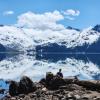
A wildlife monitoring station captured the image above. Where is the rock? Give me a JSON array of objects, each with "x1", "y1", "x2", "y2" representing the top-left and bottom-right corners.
[
  {"x1": 49, "y1": 76, "x2": 66, "y2": 90},
  {"x1": 45, "y1": 91, "x2": 54, "y2": 95},
  {"x1": 60, "y1": 84, "x2": 81, "y2": 91},
  {"x1": 61, "y1": 96, "x2": 67, "y2": 100},
  {"x1": 24, "y1": 96, "x2": 31, "y2": 100},
  {"x1": 18, "y1": 94, "x2": 25, "y2": 98},
  {"x1": 10, "y1": 97, "x2": 16, "y2": 100},
  {"x1": 9, "y1": 81, "x2": 19, "y2": 96},
  {"x1": 41, "y1": 72, "x2": 66, "y2": 90},
  {"x1": 94, "y1": 97, "x2": 100, "y2": 100},
  {"x1": 74, "y1": 95, "x2": 81, "y2": 100},
  {"x1": 46, "y1": 72, "x2": 54, "y2": 86},
  {"x1": 64, "y1": 76, "x2": 78, "y2": 84},
  {"x1": 66, "y1": 93, "x2": 72, "y2": 99},
  {"x1": 18, "y1": 76, "x2": 36, "y2": 94},
  {"x1": 29, "y1": 93, "x2": 37, "y2": 98},
  {"x1": 56, "y1": 94, "x2": 63, "y2": 99},
  {"x1": 35, "y1": 82, "x2": 44, "y2": 89},
  {"x1": 54, "y1": 90, "x2": 62, "y2": 94},
  {"x1": 19, "y1": 98, "x2": 23, "y2": 100},
  {"x1": 76, "y1": 80, "x2": 100, "y2": 91},
  {"x1": 41, "y1": 73, "x2": 81, "y2": 90},
  {"x1": 65, "y1": 92, "x2": 77, "y2": 100},
  {"x1": 5, "y1": 93, "x2": 11, "y2": 98},
  {"x1": 9, "y1": 76, "x2": 37, "y2": 96},
  {"x1": 42, "y1": 87, "x2": 47, "y2": 92},
  {"x1": 81, "y1": 94, "x2": 90, "y2": 100},
  {"x1": 3, "y1": 75, "x2": 100, "y2": 100},
  {"x1": 39, "y1": 78, "x2": 46, "y2": 86}
]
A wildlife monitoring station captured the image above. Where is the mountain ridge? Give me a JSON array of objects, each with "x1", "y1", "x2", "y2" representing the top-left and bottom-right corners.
[{"x1": 0, "y1": 25, "x2": 100, "y2": 52}]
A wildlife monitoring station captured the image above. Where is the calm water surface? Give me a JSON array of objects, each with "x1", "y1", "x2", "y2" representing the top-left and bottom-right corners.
[{"x1": 0, "y1": 52, "x2": 100, "y2": 81}]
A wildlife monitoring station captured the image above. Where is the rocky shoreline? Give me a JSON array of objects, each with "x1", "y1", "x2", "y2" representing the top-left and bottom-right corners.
[{"x1": 1, "y1": 72, "x2": 100, "y2": 100}]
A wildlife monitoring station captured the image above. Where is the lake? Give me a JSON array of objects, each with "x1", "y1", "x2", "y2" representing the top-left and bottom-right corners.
[{"x1": 0, "y1": 52, "x2": 100, "y2": 82}]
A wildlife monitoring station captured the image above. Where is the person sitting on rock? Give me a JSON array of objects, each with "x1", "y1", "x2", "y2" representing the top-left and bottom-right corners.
[{"x1": 56, "y1": 69, "x2": 63, "y2": 78}]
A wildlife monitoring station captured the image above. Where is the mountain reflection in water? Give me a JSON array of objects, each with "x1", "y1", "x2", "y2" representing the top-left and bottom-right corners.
[{"x1": 0, "y1": 52, "x2": 100, "y2": 81}]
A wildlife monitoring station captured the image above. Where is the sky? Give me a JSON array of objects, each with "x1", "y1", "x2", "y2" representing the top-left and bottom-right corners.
[{"x1": 0, "y1": 0, "x2": 100, "y2": 29}]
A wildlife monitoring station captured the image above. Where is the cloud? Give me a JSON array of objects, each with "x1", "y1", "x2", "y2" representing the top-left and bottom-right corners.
[
  {"x1": 3, "y1": 11, "x2": 14, "y2": 16},
  {"x1": 16, "y1": 10, "x2": 65, "y2": 30},
  {"x1": 63, "y1": 9, "x2": 80, "y2": 16}
]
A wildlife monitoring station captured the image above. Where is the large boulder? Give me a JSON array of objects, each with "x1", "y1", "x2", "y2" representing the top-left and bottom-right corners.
[
  {"x1": 49, "y1": 76, "x2": 66, "y2": 90},
  {"x1": 18, "y1": 76, "x2": 36, "y2": 94},
  {"x1": 9, "y1": 81, "x2": 19, "y2": 96},
  {"x1": 75, "y1": 80, "x2": 100, "y2": 91},
  {"x1": 41, "y1": 72, "x2": 66, "y2": 90},
  {"x1": 9, "y1": 76, "x2": 37, "y2": 96},
  {"x1": 45, "y1": 72, "x2": 54, "y2": 87}
]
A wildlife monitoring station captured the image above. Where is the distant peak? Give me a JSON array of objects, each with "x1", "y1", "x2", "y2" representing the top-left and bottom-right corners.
[
  {"x1": 66, "y1": 26, "x2": 80, "y2": 31},
  {"x1": 92, "y1": 24, "x2": 100, "y2": 32}
]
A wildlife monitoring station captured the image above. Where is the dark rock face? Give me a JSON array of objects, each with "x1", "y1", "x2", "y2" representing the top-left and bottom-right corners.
[
  {"x1": 92, "y1": 24, "x2": 100, "y2": 32},
  {"x1": 67, "y1": 26, "x2": 80, "y2": 31},
  {"x1": 39, "y1": 78, "x2": 46, "y2": 86},
  {"x1": 75, "y1": 80, "x2": 100, "y2": 92},
  {"x1": 45, "y1": 72, "x2": 54, "y2": 87},
  {"x1": 9, "y1": 76, "x2": 36, "y2": 96},
  {"x1": 41, "y1": 72, "x2": 66, "y2": 90},
  {"x1": 18, "y1": 76, "x2": 36, "y2": 94},
  {"x1": 9, "y1": 81, "x2": 19, "y2": 96},
  {"x1": 49, "y1": 76, "x2": 66, "y2": 90}
]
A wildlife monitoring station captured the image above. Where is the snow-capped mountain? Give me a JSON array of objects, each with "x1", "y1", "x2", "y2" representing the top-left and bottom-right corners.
[
  {"x1": 0, "y1": 25, "x2": 100, "y2": 52},
  {"x1": 92, "y1": 24, "x2": 100, "y2": 32},
  {"x1": 36, "y1": 25, "x2": 100, "y2": 53},
  {"x1": 0, "y1": 26, "x2": 34, "y2": 51}
]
